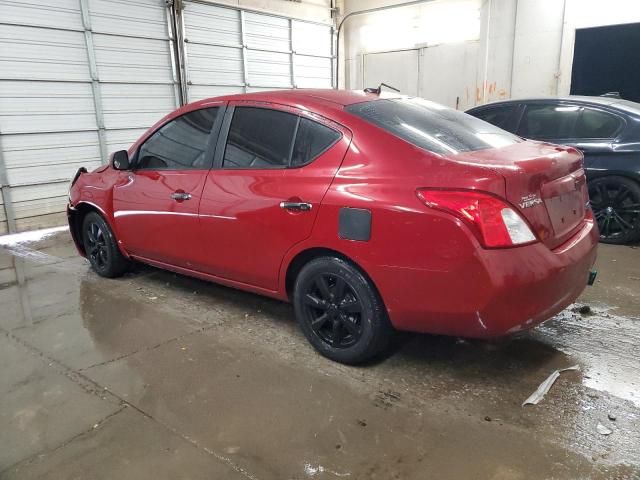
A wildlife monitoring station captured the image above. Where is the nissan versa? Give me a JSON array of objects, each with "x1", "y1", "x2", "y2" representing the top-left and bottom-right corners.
[{"x1": 67, "y1": 89, "x2": 598, "y2": 364}]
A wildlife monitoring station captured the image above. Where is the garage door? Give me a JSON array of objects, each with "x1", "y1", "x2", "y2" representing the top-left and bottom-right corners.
[
  {"x1": 89, "y1": 0, "x2": 180, "y2": 156},
  {"x1": 0, "y1": 0, "x2": 332, "y2": 234},
  {"x1": 180, "y1": 0, "x2": 334, "y2": 102},
  {"x1": 0, "y1": 0, "x2": 179, "y2": 233}
]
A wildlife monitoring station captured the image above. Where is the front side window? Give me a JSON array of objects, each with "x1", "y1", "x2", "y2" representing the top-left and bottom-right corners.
[
  {"x1": 472, "y1": 105, "x2": 520, "y2": 133},
  {"x1": 346, "y1": 98, "x2": 521, "y2": 156},
  {"x1": 223, "y1": 107, "x2": 298, "y2": 169},
  {"x1": 137, "y1": 108, "x2": 219, "y2": 170},
  {"x1": 574, "y1": 108, "x2": 623, "y2": 139},
  {"x1": 518, "y1": 104, "x2": 580, "y2": 139}
]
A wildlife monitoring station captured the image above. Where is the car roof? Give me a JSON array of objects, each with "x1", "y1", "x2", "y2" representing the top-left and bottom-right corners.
[
  {"x1": 469, "y1": 95, "x2": 640, "y2": 114},
  {"x1": 188, "y1": 89, "x2": 396, "y2": 111}
]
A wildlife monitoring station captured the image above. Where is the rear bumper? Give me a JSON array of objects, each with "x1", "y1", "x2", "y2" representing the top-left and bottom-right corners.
[{"x1": 376, "y1": 219, "x2": 598, "y2": 338}]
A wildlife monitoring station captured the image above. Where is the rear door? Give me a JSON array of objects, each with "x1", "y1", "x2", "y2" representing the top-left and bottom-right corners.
[
  {"x1": 517, "y1": 103, "x2": 582, "y2": 143},
  {"x1": 566, "y1": 106, "x2": 625, "y2": 176},
  {"x1": 518, "y1": 102, "x2": 624, "y2": 175},
  {"x1": 197, "y1": 102, "x2": 351, "y2": 291},
  {"x1": 113, "y1": 106, "x2": 224, "y2": 266}
]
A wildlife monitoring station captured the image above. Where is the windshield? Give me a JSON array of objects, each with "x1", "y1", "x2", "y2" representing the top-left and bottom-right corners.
[{"x1": 346, "y1": 98, "x2": 522, "y2": 156}]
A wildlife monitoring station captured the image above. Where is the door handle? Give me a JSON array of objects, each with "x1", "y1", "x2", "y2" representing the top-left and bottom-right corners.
[
  {"x1": 171, "y1": 192, "x2": 192, "y2": 201},
  {"x1": 280, "y1": 201, "x2": 312, "y2": 211}
]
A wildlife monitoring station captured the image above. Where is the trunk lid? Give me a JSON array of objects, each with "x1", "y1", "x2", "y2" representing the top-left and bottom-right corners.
[{"x1": 453, "y1": 141, "x2": 588, "y2": 249}]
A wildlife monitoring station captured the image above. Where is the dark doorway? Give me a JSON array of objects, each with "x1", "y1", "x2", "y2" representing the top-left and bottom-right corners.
[{"x1": 571, "y1": 22, "x2": 640, "y2": 102}]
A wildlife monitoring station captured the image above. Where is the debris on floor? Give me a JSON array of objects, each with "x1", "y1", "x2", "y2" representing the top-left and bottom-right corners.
[
  {"x1": 572, "y1": 304, "x2": 593, "y2": 316},
  {"x1": 597, "y1": 423, "x2": 613, "y2": 436},
  {"x1": 522, "y1": 365, "x2": 580, "y2": 406}
]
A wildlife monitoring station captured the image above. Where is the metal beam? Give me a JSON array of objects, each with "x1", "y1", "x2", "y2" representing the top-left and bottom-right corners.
[
  {"x1": 330, "y1": 26, "x2": 336, "y2": 89},
  {"x1": 174, "y1": 0, "x2": 191, "y2": 103},
  {"x1": 289, "y1": 18, "x2": 296, "y2": 88},
  {"x1": 240, "y1": 10, "x2": 250, "y2": 91},
  {"x1": 166, "y1": 0, "x2": 185, "y2": 107},
  {"x1": 79, "y1": 0, "x2": 109, "y2": 164},
  {"x1": 0, "y1": 133, "x2": 17, "y2": 233}
]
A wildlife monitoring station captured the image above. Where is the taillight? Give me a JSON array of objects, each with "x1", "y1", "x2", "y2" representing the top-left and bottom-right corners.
[{"x1": 416, "y1": 189, "x2": 537, "y2": 248}]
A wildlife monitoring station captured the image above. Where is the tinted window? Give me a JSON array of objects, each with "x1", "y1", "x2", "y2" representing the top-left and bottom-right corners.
[
  {"x1": 137, "y1": 108, "x2": 219, "y2": 170},
  {"x1": 291, "y1": 118, "x2": 341, "y2": 167},
  {"x1": 472, "y1": 105, "x2": 519, "y2": 132},
  {"x1": 574, "y1": 108, "x2": 623, "y2": 138},
  {"x1": 346, "y1": 98, "x2": 521, "y2": 156},
  {"x1": 223, "y1": 107, "x2": 298, "y2": 169},
  {"x1": 518, "y1": 104, "x2": 580, "y2": 139}
]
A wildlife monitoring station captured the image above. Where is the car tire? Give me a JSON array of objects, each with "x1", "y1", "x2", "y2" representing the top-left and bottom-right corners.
[
  {"x1": 293, "y1": 256, "x2": 394, "y2": 364},
  {"x1": 588, "y1": 176, "x2": 640, "y2": 244},
  {"x1": 81, "y1": 211, "x2": 129, "y2": 278}
]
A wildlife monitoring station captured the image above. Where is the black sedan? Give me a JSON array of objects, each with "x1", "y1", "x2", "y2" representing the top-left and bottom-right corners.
[{"x1": 467, "y1": 96, "x2": 640, "y2": 244}]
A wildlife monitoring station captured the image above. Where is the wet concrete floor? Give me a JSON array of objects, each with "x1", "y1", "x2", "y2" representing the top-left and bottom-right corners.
[{"x1": 0, "y1": 231, "x2": 639, "y2": 479}]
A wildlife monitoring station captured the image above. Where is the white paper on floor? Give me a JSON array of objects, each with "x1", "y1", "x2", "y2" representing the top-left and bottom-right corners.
[{"x1": 522, "y1": 365, "x2": 580, "y2": 406}]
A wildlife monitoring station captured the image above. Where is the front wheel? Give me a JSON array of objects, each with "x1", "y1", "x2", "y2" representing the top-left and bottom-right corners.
[
  {"x1": 293, "y1": 257, "x2": 393, "y2": 364},
  {"x1": 81, "y1": 211, "x2": 129, "y2": 278},
  {"x1": 588, "y1": 176, "x2": 640, "y2": 244}
]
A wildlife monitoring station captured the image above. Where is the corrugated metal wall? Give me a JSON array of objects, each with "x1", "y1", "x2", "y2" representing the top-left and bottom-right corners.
[
  {"x1": 0, "y1": 0, "x2": 95, "y2": 233},
  {"x1": 181, "y1": 0, "x2": 334, "y2": 101},
  {"x1": 0, "y1": 0, "x2": 334, "y2": 234}
]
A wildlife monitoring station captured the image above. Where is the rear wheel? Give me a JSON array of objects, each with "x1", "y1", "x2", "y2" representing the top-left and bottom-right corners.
[
  {"x1": 81, "y1": 211, "x2": 129, "y2": 277},
  {"x1": 588, "y1": 176, "x2": 640, "y2": 244},
  {"x1": 293, "y1": 257, "x2": 393, "y2": 364}
]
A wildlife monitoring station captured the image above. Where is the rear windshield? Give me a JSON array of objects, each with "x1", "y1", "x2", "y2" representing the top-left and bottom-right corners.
[{"x1": 346, "y1": 98, "x2": 522, "y2": 156}]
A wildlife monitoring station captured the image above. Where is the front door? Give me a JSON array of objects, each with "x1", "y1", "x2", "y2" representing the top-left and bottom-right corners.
[
  {"x1": 197, "y1": 102, "x2": 351, "y2": 291},
  {"x1": 113, "y1": 106, "x2": 224, "y2": 267}
]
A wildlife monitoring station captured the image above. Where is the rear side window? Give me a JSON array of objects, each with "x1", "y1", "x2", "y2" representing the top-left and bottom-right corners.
[
  {"x1": 346, "y1": 98, "x2": 521, "y2": 156},
  {"x1": 518, "y1": 104, "x2": 580, "y2": 139},
  {"x1": 291, "y1": 117, "x2": 341, "y2": 167},
  {"x1": 223, "y1": 107, "x2": 341, "y2": 169},
  {"x1": 574, "y1": 108, "x2": 623, "y2": 138},
  {"x1": 137, "y1": 108, "x2": 219, "y2": 170},
  {"x1": 471, "y1": 105, "x2": 519, "y2": 133},
  {"x1": 223, "y1": 107, "x2": 298, "y2": 169}
]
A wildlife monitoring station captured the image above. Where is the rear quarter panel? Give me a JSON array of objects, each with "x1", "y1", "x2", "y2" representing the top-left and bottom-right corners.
[{"x1": 278, "y1": 116, "x2": 506, "y2": 316}]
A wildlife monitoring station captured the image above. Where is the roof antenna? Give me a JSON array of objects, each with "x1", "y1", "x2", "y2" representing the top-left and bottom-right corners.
[{"x1": 364, "y1": 83, "x2": 400, "y2": 95}]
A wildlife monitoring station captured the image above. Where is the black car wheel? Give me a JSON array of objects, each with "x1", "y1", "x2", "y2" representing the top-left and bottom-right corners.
[
  {"x1": 293, "y1": 257, "x2": 393, "y2": 364},
  {"x1": 81, "y1": 212, "x2": 129, "y2": 277},
  {"x1": 589, "y1": 176, "x2": 640, "y2": 244}
]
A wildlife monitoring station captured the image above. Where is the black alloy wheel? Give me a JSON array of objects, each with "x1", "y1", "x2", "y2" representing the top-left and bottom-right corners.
[
  {"x1": 589, "y1": 176, "x2": 640, "y2": 244},
  {"x1": 81, "y1": 211, "x2": 129, "y2": 277},
  {"x1": 86, "y1": 221, "x2": 109, "y2": 270},
  {"x1": 302, "y1": 273, "x2": 363, "y2": 349},
  {"x1": 293, "y1": 257, "x2": 393, "y2": 364}
]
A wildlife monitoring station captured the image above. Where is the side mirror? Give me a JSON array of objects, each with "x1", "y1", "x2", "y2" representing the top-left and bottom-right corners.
[{"x1": 111, "y1": 150, "x2": 131, "y2": 170}]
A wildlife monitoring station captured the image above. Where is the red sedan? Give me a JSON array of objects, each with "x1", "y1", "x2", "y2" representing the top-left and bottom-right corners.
[{"x1": 68, "y1": 89, "x2": 598, "y2": 364}]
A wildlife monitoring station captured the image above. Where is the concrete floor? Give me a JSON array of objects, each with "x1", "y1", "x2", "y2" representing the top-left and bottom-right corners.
[{"x1": 0, "y1": 231, "x2": 639, "y2": 480}]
